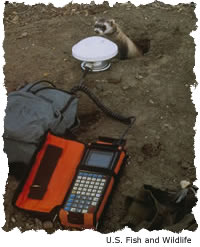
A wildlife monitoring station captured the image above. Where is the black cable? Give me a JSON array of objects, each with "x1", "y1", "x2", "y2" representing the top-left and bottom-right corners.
[
  {"x1": 70, "y1": 84, "x2": 135, "y2": 125},
  {"x1": 79, "y1": 66, "x2": 91, "y2": 86},
  {"x1": 116, "y1": 117, "x2": 136, "y2": 145}
]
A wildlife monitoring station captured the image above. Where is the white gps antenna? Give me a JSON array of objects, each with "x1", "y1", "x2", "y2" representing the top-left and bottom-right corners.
[{"x1": 72, "y1": 36, "x2": 118, "y2": 72}]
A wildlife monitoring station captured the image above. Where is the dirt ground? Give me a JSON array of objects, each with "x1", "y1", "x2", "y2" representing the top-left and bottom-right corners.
[{"x1": 2, "y1": 2, "x2": 197, "y2": 233}]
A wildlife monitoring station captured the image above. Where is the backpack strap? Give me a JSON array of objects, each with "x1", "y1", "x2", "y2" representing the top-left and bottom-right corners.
[{"x1": 27, "y1": 80, "x2": 56, "y2": 93}]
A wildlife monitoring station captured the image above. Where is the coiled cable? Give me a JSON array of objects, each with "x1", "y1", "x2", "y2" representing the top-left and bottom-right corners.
[{"x1": 70, "y1": 68, "x2": 136, "y2": 125}]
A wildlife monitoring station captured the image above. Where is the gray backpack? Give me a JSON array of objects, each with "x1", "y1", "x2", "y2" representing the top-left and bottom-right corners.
[{"x1": 4, "y1": 80, "x2": 79, "y2": 166}]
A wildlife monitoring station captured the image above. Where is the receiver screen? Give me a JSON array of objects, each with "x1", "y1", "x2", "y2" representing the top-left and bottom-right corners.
[{"x1": 86, "y1": 150, "x2": 114, "y2": 169}]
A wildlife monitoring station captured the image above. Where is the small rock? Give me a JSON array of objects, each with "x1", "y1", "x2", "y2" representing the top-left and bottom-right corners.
[
  {"x1": 177, "y1": 8, "x2": 183, "y2": 12},
  {"x1": 43, "y1": 221, "x2": 53, "y2": 229},
  {"x1": 180, "y1": 180, "x2": 190, "y2": 189},
  {"x1": 11, "y1": 15, "x2": 19, "y2": 24},
  {"x1": 102, "y1": 90, "x2": 113, "y2": 96},
  {"x1": 163, "y1": 123, "x2": 173, "y2": 130},
  {"x1": 35, "y1": 218, "x2": 42, "y2": 228},
  {"x1": 84, "y1": 10, "x2": 88, "y2": 16},
  {"x1": 25, "y1": 222, "x2": 34, "y2": 230},
  {"x1": 135, "y1": 73, "x2": 143, "y2": 80},
  {"x1": 11, "y1": 216, "x2": 16, "y2": 223},
  {"x1": 18, "y1": 32, "x2": 28, "y2": 39},
  {"x1": 21, "y1": 32, "x2": 28, "y2": 37},
  {"x1": 43, "y1": 72, "x2": 49, "y2": 77},
  {"x1": 122, "y1": 85, "x2": 129, "y2": 90},
  {"x1": 149, "y1": 99, "x2": 154, "y2": 104}
]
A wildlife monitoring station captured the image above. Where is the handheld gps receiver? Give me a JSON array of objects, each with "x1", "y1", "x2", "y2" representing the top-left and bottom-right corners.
[{"x1": 59, "y1": 136, "x2": 127, "y2": 229}]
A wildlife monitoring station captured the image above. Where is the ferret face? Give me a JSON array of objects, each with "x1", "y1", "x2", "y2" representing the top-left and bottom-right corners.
[{"x1": 94, "y1": 18, "x2": 116, "y2": 36}]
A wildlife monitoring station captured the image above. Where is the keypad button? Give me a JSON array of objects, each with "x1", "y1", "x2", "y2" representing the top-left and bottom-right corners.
[
  {"x1": 91, "y1": 202, "x2": 97, "y2": 206},
  {"x1": 66, "y1": 201, "x2": 72, "y2": 205},
  {"x1": 82, "y1": 209, "x2": 88, "y2": 213},
  {"x1": 67, "y1": 199, "x2": 73, "y2": 203}
]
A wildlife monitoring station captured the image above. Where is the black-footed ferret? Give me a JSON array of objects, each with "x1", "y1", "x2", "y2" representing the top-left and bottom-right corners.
[{"x1": 94, "y1": 18, "x2": 142, "y2": 60}]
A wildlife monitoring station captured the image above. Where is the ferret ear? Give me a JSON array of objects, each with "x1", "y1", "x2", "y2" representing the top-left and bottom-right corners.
[{"x1": 109, "y1": 19, "x2": 115, "y2": 26}]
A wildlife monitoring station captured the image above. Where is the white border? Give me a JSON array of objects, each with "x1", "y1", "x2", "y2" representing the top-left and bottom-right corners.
[{"x1": 0, "y1": 1, "x2": 199, "y2": 246}]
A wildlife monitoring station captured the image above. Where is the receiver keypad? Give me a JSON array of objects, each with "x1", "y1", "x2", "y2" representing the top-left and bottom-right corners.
[{"x1": 64, "y1": 171, "x2": 107, "y2": 213}]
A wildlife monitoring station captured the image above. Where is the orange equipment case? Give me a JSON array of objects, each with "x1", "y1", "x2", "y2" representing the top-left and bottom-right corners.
[{"x1": 14, "y1": 132, "x2": 127, "y2": 229}]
